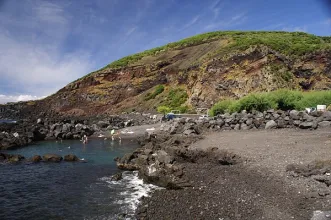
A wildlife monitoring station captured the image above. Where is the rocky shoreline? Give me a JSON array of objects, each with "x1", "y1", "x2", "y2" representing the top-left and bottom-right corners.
[
  {"x1": 114, "y1": 110, "x2": 331, "y2": 219},
  {"x1": 0, "y1": 113, "x2": 159, "y2": 150}
]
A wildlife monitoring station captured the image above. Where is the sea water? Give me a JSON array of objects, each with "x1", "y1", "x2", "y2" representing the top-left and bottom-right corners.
[{"x1": 0, "y1": 139, "x2": 158, "y2": 220}]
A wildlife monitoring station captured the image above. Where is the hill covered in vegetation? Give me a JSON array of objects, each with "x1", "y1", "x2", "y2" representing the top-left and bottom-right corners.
[{"x1": 1, "y1": 31, "x2": 331, "y2": 119}]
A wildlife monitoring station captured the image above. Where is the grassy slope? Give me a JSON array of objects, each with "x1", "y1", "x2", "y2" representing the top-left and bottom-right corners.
[
  {"x1": 72, "y1": 31, "x2": 331, "y2": 83},
  {"x1": 102, "y1": 31, "x2": 331, "y2": 68}
]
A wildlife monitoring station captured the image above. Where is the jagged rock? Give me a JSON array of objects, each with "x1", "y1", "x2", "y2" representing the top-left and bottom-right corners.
[
  {"x1": 7, "y1": 154, "x2": 25, "y2": 162},
  {"x1": 111, "y1": 172, "x2": 123, "y2": 181},
  {"x1": 290, "y1": 110, "x2": 300, "y2": 120},
  {"x1": 43, "y1": 154, "x2": 63, "y2": 162},
  {"x1": 97, "y1": 121, "x2": 109, "y2": 128},
  {"x1": 64, "y1": 154, "x2": 79, "y2": 162},
  {"x1": 318, "y1": 121, "x2": 331, "y2": 128},
  {"x1": 241, "y1": 123, "x2": 249, "y2": 130},
  {"x1": 62, "y1": 123, "x2": 72, "y2": 133},
  {"x1": 293, "y1": 120, "x2": 301, "y2": 126},
  {"x1": 265, "y1": 120, "x2": 277, "y2": 129},
  {"x1": 156, "y1": 150, "x2": 174, "y2": 164},
  {"x1": 322, "y1": 111, "x2": 331, "y2": 121},
  {"x1": 277, "y1": 119, "x2": 286, "y2": 128},
  {"x1": 75, "y1": 123, "x2": 84, "y2": 132},
  {"x1": 299, "y1": 122, "x2": 313, "y2": 129},
  {"x1": 246, "y1": 118, "x2": 253, "y2": 126},
  {"x1": 183, "y1": 129, "x2": 195, "y2": 135},
  {"x1": 234, "y1": 124, "x2": 240, "y2": 130}
]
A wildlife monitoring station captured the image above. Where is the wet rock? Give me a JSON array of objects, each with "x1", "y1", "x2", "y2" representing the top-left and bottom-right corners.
[
  {"x1": 30, "y1": 155, "x2": 42, "y2": 162},
  {"x1": 64, "y1": 154, "x2": 79, "y2": 162},
  {"x1": 110, "y1": 172, "x2": 123, "y2": 181},
  {"x1": 43, "y1": 154, "x2": 63, "y2": 162},
  {"x1": 265, "y1": 120, "x2": 277, "y2": 129},
  {"x1": 7, "y1": 154, "x2": 25, "y2": 162}
]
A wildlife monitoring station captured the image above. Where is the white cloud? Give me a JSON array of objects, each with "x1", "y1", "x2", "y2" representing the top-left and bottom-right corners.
[
  {"x1": 0, "y1": 1, "x2": 94, "y2": 98},
  {"x1": 0, "y1": 94, "x2": 45, "y2": 104}
]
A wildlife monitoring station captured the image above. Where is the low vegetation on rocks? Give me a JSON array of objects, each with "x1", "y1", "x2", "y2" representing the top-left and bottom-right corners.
[{"x1": 102, "y1": 31, "x2": 331, "y2": 70}]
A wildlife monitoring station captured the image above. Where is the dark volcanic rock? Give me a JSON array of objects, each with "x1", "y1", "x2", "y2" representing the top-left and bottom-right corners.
[
  {"x1": 30, "y1": 155, "x2": 42, "y2": 162},
  {"x1": 110, "y1": 172, "x2": 123, "y2": 181},
  {"x1": 64, "y1": 154, "x2": 79, "y2": 162},
  {"x1": 43, "y1": 154, "x2": 63, "y2": 162}
]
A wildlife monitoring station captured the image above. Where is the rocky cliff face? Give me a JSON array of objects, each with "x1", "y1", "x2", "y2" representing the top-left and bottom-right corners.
[{"x1": 1, "y1": 31, "x2": 331, "y2": 119}]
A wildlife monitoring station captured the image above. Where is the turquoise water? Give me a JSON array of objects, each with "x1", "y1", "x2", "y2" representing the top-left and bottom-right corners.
[{"x1": 0, "y1": 138, "x2": 157, "y2": 220}]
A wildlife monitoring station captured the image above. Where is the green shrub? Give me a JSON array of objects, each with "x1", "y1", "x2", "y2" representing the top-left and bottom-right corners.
[
  {"x1": 294, "y1": 90, "x2": 331, "y2": 110},
  {"x1": 144, "y1": 85, "x2": 165, "y2": 101},
  {"x1": 209, "y1": 100, "x2": 234, "y2": 116},
  {"x1": 232, "y1": 93, "x2": 276, "y2": 112},
  {"x1": 210, "y1": 89, "x2": 331, "y2": 115},
  {"x1": 165, "y1": 88, "x2": 188, "y2": 109},
  {"x1": 157, "y1": 106, "x2": 171, "y2": 115},
  {"x1": 178, "y1": 105, "x2": 189, "y2": 113},
  {"x1": 270, "y1": 89, "x2": 303, "y2": 110}
]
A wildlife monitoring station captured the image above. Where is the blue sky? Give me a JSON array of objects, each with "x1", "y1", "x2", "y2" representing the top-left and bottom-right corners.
[{"x1": 0, "y1": 0, "x2": 330, "y2": 103}]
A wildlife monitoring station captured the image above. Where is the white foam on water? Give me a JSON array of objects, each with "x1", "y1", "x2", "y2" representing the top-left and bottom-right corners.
[{"x1": 100, "y1": 171, "x2": 162, "y2": 219}]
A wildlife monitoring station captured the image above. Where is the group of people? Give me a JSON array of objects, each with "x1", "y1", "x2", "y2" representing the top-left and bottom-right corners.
[
  {"x1": 111, "y1": 129, "x2": 121, "y2": 142},
  {"x1": 81, "y1": 129, "x2": 122, "y2": 145}
]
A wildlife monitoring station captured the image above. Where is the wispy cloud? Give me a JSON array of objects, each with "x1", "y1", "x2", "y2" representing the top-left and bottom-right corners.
[
  {"x1": 323, "y1": 18, "x2": 331, "y2": 25},
  {"x1": 204, "y1": 13, "x2": 246, "y2": 30},
  {"x1": 125, "y1": 27, "x2": 137, "y2": 37},
  {"x1": 0, "y1": 94, "x2": 45, "y2": 104},
  {"x1": 180, "y1": 15, "x2": 201, "y2": 31},
  {"x1": 282, "y1": 25, "x2": 308, "y2": 32}
]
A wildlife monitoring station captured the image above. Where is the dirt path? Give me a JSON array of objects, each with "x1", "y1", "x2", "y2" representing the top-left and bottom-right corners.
[{"x1": 138, "y1": 129, "x2": 331, "y2": 220}]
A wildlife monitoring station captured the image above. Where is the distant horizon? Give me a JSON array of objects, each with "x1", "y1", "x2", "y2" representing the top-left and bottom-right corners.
[{"x1": 0, "y1": 0, "x2": 330, "y2": 103}]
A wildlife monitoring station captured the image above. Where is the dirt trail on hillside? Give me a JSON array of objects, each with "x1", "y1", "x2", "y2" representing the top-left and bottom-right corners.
[{"x1": 137, "y1": 129, "x2": 331, "y2": 220}]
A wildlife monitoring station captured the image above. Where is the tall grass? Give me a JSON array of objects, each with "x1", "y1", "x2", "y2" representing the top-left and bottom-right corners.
[{"x1": 210, "y1": 89, "x2": 331, "y2": 116}]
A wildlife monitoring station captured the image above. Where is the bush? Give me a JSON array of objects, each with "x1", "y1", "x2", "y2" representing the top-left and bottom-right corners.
[
  {"x1": 144, "y1": 85, "x2": 165, "y2": 101},
  {"x1": 157, "y1": 106, "x2": 171, "y2": 115},
  {"x1": 234, "y1": 93, "x2": 277, "y2": 113},
  {"x1": 270, "y1": 89, "x2": 303, "y2": 110},
  {"x1": 209, "y1": 100, "x2": 234, "y2": 116},
  {"x1": 210, "y1": 89, "x2": 331, "y2": 116},
  {"x1": 164, "y1": 88, "x2": 188, "y2": 109},
  {"x1": 294, "y1": 90, "x2": 331, "y2": 110}
]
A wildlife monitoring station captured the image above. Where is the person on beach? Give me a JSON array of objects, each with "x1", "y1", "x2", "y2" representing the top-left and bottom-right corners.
[
  {"x1": 82, "y1": 135, "x2": 88, "y2": 144},
  {"x1": 111, "y1": 129, "x2": 115, "y2": 141}
]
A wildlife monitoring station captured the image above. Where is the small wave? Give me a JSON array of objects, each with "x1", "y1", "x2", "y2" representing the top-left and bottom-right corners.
[{"x1": 100, "y1": 171, "x2": 162, "y2": 219}]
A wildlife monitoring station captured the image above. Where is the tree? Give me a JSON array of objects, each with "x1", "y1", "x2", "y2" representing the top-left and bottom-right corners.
[{"x1": 157, "y1": 106, "x2": 171, "y2": 116}]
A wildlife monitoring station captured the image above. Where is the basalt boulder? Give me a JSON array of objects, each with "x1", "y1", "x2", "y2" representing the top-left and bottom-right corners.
[
  {"x1": 64, "y1": 154, "x2": 80, "y2": 162},
  {"x1": 43, "y1": 154, "x2": 63, "y2": 162}
]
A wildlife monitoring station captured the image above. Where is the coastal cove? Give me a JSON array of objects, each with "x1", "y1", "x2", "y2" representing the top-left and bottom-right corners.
[{"x1": 0, "y1": 138, "x2": 159, "y2": 220}]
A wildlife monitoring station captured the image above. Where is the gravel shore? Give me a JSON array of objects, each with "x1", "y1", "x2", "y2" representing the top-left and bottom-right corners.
[{"x1": 137, "y1": 128, "x2": 331, "y2": 220}]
